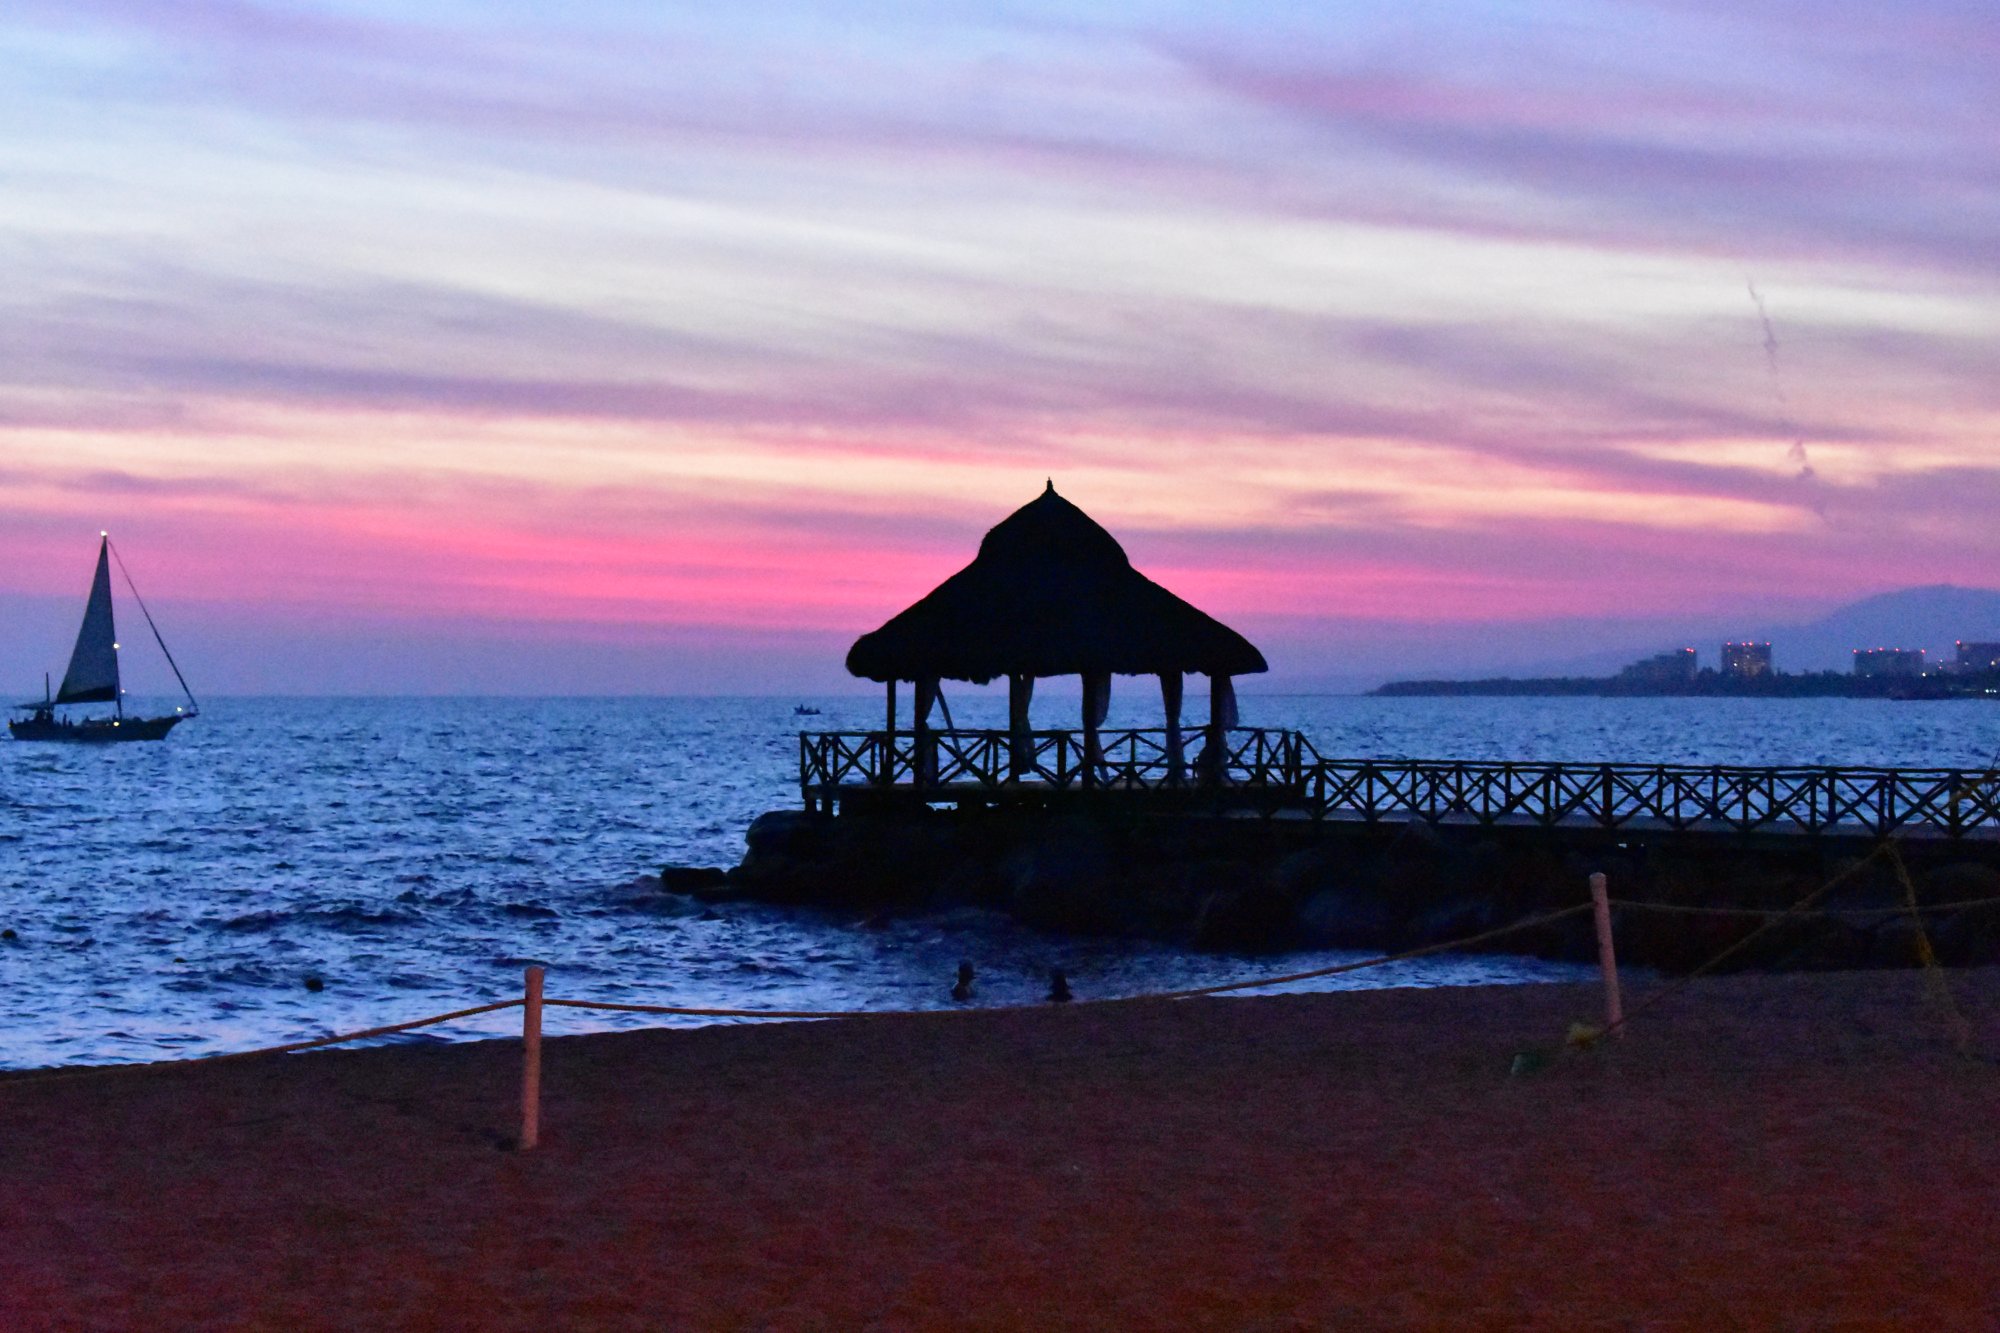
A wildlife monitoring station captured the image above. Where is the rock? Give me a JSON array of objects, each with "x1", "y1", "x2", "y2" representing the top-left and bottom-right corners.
[
  {"x1": 1767, "y1": 919, "x2": 1873, "y2": 971},
  {"x1": 744, "y1": 810, "x2": 834, "y2": 859},
  {"x1": 1407, "y1": 895, "x2": 1504, "y2": 949},
  {"x1": 1930, "y1": 904, "x2": 2000, "y2": 966},
  {"x1": 1296, "y1": 888, "x2": 1399, "y2": 950},
  {"x1": 1006, "y1": 823, "x2": 1120, "y2": 933},
  {"x1": 659, "y1": 865, "x2": 728, "y2": 894},
  {"x1": 1269, "y1": 847, "x2": 1343, "y2": 900},
  {"x1": 1917, "y1": 861, "x2": 2000, "y2": 902},
  {"x1": 1191, "y1": 886, "x2": 1297, "y2": 951},
  {"x1": 1866, "y1": 917, "x2": 1929, "y2": 969}
]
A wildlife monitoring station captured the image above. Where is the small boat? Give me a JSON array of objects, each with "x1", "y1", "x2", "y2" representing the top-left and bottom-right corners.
[
  {"x1": 793, "y1": 704, "x2": 822, "y2": 716},
  {"x1": 9, "y1": 534, "x2": 199, "y2": 743}
]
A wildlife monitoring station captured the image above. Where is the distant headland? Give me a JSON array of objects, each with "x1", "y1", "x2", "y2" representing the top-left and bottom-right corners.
[{"x1": 1374, "y1": 637, "x2": 2000, "y2": 699}]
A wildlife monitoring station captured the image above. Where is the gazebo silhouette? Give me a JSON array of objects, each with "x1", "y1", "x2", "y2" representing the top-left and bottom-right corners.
[{"x1": 846, "y1": 482, "x2": 1267, "y2": 788}]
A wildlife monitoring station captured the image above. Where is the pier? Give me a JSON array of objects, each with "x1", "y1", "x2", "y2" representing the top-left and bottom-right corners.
[
  {"x1": 802, "y1": 725, "x2": 2000, "y2": 846},
  {"x1": 719, "y1": 485, "x2": 2000, "y2": 968}
]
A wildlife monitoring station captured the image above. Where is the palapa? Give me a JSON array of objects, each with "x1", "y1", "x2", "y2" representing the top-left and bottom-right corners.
[{"x1": 845, "y1": 482, "x2": 1267, "y2": 685}]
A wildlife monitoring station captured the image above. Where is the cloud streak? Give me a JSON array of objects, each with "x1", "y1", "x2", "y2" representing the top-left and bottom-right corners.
[{"x1": 3, "y1": 0, "x2": 1999, "y2": 689}]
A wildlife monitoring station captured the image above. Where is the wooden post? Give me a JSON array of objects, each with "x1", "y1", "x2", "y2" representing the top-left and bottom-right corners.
[
  {"x1": 521, "y1": 966, "x2": 545, "y2": 1149},
  {"x1": 1589, "y1": 873, "x2": 1623, "y2": 1037}
]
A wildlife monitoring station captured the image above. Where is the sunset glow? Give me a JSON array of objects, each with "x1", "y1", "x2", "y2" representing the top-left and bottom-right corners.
[{"x1": 4, "y1": 0, "x2": 1997, "y2": 692}]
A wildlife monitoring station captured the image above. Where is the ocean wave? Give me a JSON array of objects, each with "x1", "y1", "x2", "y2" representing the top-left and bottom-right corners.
[{"x1": 215, "y1": 905, "x2": 425, "y2": 933}]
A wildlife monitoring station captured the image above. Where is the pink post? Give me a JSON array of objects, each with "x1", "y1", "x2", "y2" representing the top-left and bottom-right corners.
[
  {"x1": 521, "y1": 966, "x2": 545, "y2": 1149},
  {"x1": 1589, "y1": 873, "x2": 1623, "y2": 1037}
]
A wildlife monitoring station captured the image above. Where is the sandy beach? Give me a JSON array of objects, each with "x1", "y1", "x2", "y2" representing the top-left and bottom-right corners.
[{"x1": 3, "y1": 969, "x2": 1997, "y2": 1331}]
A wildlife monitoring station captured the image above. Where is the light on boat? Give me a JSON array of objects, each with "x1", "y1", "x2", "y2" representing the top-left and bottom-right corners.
[{"x1": 113, "y1": 642, "x2": 121, "y2": 650}]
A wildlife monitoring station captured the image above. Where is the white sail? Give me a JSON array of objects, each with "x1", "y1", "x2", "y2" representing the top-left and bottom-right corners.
[{"x1": 56, "y1": 538, "x2": 119, "y2": 704}]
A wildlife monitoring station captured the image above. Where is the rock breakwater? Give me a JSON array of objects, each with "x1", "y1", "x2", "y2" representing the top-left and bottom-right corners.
[{"x1": 661, "y1": 808, "x2": 2000, "y2": 972}]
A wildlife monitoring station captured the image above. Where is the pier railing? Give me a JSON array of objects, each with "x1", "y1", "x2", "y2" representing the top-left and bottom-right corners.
[
  {"x1": 1306, "y1": 759, "x2": 2000, "y2": 839},
  {"x1": 801, "y1": 729, "x2": 2000, "y2": 840},
  {"x1": 800, "y1": 726, "x2": 1309, "y2": 797}
]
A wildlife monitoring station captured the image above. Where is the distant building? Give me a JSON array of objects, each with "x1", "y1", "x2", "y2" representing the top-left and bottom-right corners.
[
  {"x1": 1853, "y1": 648, "x2": 1925, "y2": 678},
  {"x1": 1618, "y1": 647, "x2": 1697, "y2": 685},
  {"x1": 1721, "y1": 642, "x2": 1773, "y2": 680},
  {"x1": 1956, "y1": 641, "x2": 2000, "y2": 673}
]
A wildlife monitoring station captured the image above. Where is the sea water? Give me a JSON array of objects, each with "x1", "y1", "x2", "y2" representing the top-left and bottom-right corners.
[{"x1": 2, "y1": 693, "x2": 1995, "y2": 1069}]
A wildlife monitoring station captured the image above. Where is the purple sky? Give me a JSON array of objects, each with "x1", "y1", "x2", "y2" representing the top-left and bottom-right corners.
[{"x1": 3, "y1": 0, "x2": 1996, "y2": 693}]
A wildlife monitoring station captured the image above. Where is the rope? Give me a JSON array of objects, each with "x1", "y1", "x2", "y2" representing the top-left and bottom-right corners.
[
  {"x1": 1591, "y1": 841, "x2": 1895, "y2": 1040},
  {"x1": 1885, "y1": 840, "x2": 1974, "y2": 1056},
  {"x1": 4, "y1": 906, "x2": 1602, "y2": 1081},
  {"x1": 538, "y1": 904, "x2": 1595, "y2": 1017},
  {"x1": 1110, "y1": 902, "x2": 1596, "y2": 1001},
  {"x1": 1606, "y1": 892, "x2": 2000, "y2": 920},
  {"x1": 12, "y1": 862, "x2": 1969, "y2": 1081},
  {"x1": 545, "y1": 998, "x2": 884, "y2": 1020},
  {"x1": 0, "y1": 998, "x2": 524, "y2": 1088},
  {"x1": 106, "y1": 538, "x2": 200, "y2": 715}
]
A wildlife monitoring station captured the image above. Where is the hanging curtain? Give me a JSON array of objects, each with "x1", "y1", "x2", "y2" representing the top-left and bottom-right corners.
[
  {"x1": 1212, "y1": 674, "x2": 1238, "y2": 729},
  {"x1": 915, "y1": 676, "x2": 940, "y2": 786},
  {"x1": 879, "y1": 680, "x2": 898, "y2": 786},
  {"x1": 1082, "y1": 671, "x2": 1111, "y2": 787},
  {"x1": 1084, "y1": 672, "x2": 1112, "y2": 728},
  {"x1": 1008, "y1": 673, "x2": 1034, "y2": 779},
  {"x1": 1201, "y1": 673, "x2": 1236, "y2": 786}
]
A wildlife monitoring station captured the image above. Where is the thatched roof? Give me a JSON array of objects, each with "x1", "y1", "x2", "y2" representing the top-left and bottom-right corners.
[{"x1": 846, "y1": 483, "x2": 1269, "y2": 684}]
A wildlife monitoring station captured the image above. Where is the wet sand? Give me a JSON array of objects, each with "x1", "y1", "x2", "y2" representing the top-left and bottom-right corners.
[{"x1": 3, "y1": 969, "x2": 1997, "y2": 1331}]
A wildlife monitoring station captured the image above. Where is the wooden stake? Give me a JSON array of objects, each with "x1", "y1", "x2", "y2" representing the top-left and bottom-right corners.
[
  {"x1": 521, "y1": 966, "x2": 545, "y2": 1149},
  {"x1": 1589, "y1": 873, "x2": 1623, "y2": 1037}
]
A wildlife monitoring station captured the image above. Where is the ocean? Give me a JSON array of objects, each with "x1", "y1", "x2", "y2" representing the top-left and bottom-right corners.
[{"x1": 3, "y1": 693, "x2": 1996, "y2": 1069}]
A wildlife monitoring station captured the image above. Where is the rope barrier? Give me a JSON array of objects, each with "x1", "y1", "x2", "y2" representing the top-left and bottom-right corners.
[
  {"x1": 1099, "y1": 902, "x2": 1597, "y2": 1002},
  {"x1": 1885, "y1": 840, "x2": 1974, "y2": 1056},
  {"x1": 196, "y1": 998, "x2": 527, "y2": 1061},
  {"x1": 0, "y1": 999, "x2": 525, "y2": 1088},
  {"x1": 542, "y1": 904, "x2": 1598, "y2": 1019},
  {"x1": 544, "y1": 998, "x2": 889, "y2": 1021},
  {"x1": 1583, "y1": 841, "x2": 1896, "y2": 1042},
  {"x1": 5, "y1": 848, "x2": 1984, "y2": 1100},
  {"x1": 3, "y1": 904, "x2": 1603, "y2": 1082},
  {"x1": 1605, "y1": 892, "x2": 2000, "y2": 920}
]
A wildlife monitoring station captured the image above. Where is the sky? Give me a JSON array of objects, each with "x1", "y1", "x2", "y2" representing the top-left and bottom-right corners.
[{"x1": 3, "y1": 0, "x2": 1997, "y2": 694}]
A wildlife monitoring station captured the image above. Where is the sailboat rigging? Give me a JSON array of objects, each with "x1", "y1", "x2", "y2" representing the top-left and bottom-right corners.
[{"x1": 9, "y1": 534, "x2": 199, "y2": 743}]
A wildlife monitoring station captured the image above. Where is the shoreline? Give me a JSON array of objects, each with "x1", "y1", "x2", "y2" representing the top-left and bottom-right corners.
[{"x1": 4, "y1": 969, "x2": 1997, "y2": 1328}]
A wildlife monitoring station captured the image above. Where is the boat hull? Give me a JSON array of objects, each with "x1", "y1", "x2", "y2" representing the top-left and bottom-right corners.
[{"x1": 8, "y1": 713, "x2": 185, "y2": 743}]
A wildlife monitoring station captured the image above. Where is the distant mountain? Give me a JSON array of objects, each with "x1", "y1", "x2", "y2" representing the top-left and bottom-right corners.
[
  {"x1": 1748, "y1": 585, "x2": 2000, "y2": 673},
  {"x1": 1275, "y1": 584, "x2": 2000, "y2": 694}
]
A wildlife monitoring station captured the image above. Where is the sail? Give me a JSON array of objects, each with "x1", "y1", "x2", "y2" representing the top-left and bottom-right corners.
[{"x1": 56, "y1": 539, "x2": 119, "y2": 704}]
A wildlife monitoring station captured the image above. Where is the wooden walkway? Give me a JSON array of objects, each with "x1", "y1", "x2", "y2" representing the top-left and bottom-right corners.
[{"x1": 801, "y1": 727, "x2": 2000, "y2": 843}]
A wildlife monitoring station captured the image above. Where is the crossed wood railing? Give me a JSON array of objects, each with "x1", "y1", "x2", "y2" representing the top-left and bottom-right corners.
[
  {"x1": 1303, "y1": 759, "x2": 2000, "y2": 839},
  {"x1": 799, "y1": 726, "x2": 1307, "y2": 795},
  {"x1": 800, "y1": 729, "x2": 2000, "y2": 841}
]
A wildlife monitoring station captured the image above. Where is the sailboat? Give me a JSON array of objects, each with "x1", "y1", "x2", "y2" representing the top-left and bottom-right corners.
[{"x1": 9, "y1": 534, "x2": 199, "y2": 743}]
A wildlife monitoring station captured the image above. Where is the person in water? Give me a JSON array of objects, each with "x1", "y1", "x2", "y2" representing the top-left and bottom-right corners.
[
  {"x1": 1047, "y1": 969, "x2": 1072, "y2": 1003},
  {"x1": 951, "y1": 961, "x2": 975, "y2": 1002}
]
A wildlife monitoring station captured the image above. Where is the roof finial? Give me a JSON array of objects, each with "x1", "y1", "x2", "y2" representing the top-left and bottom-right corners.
[{"x1": 1044, "y1": 478, "x2": 1055, "y2": 494}]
